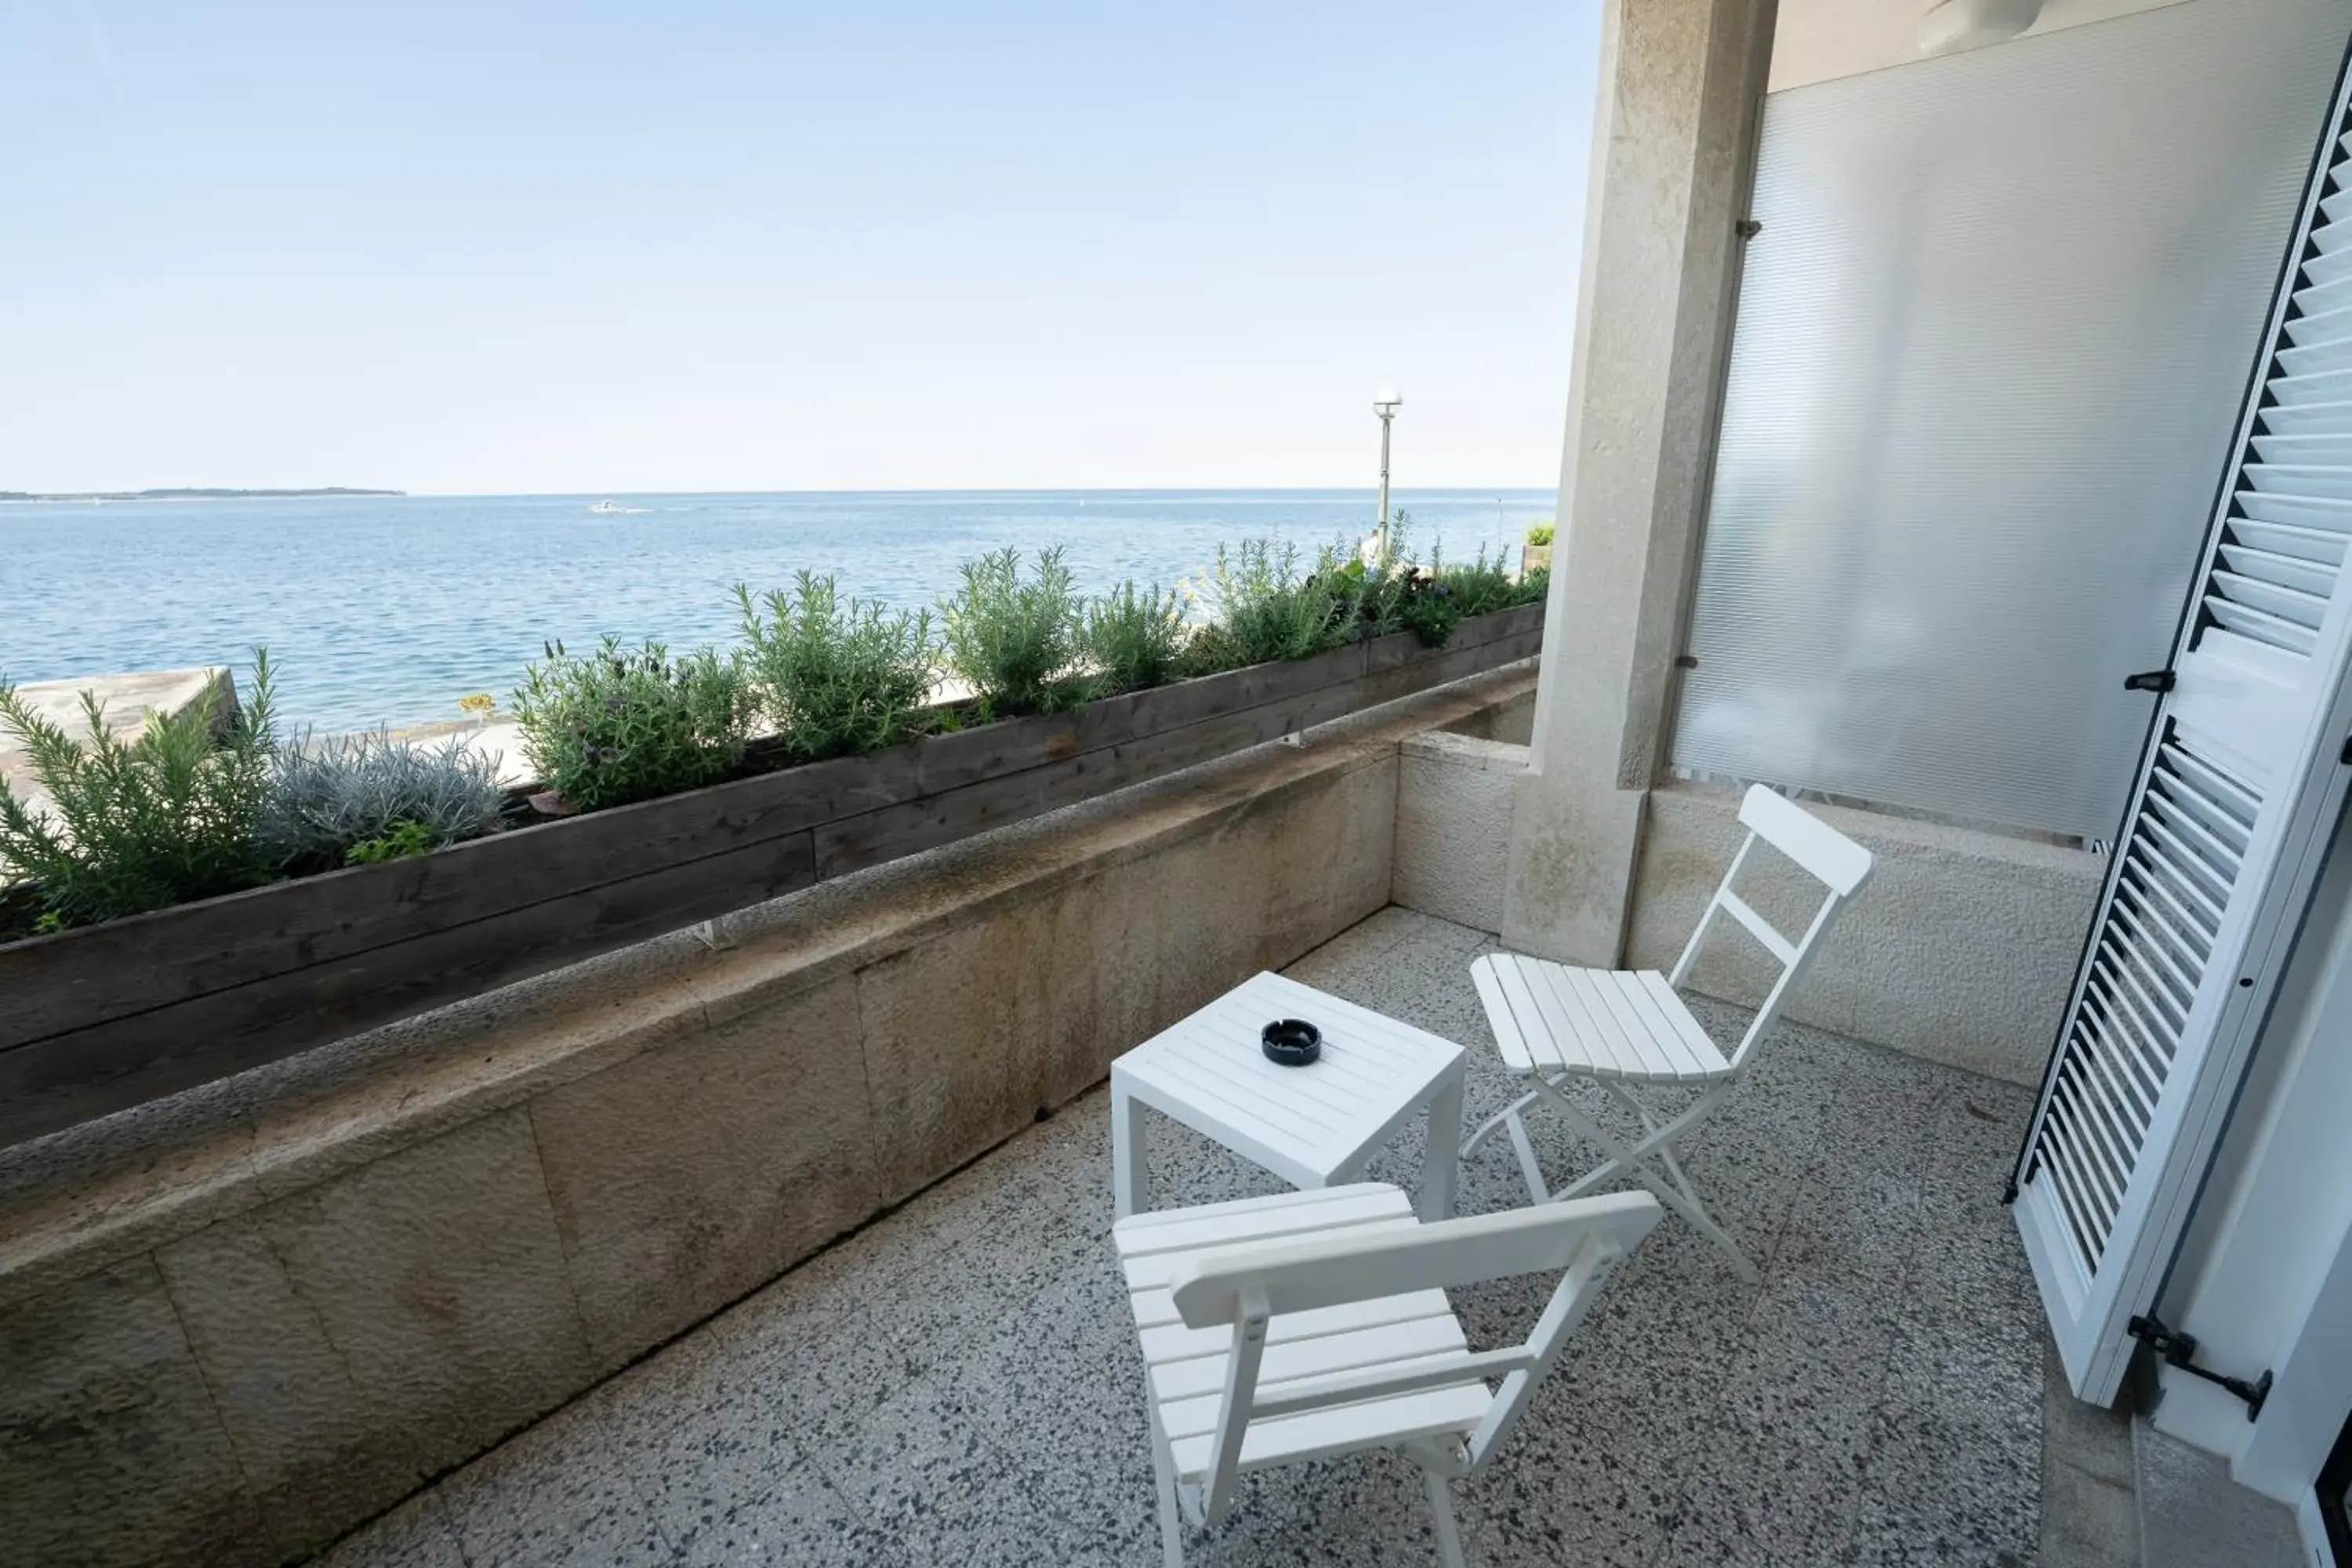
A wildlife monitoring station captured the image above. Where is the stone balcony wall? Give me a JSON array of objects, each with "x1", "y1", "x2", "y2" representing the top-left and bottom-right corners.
[
  {"x1": 1391, "y1": 730, "x2": 1526, "y2": 931},
  {"x1": 1386, "y1": 736, "x2": 2105, "y2": 1086},
  {"x1": 1626, "y1": 782, "x2": 2105, "y2": 1085},
  {"x1": 0, "y1": 665, "x2": 1534, "y2": 1568}
]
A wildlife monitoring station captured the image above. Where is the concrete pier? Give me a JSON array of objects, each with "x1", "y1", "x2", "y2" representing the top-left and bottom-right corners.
[{"x1": 0, "y1": 667, "x2": 238, "y2": 822}]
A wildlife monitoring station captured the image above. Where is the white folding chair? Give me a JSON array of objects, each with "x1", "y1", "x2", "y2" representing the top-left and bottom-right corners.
[
  {"x1": 1112, "y1": 1181, "x2": 1661, "y2": 1568},
  {"x1": 1463, "y1": 784, "x2": 1872, "y2": 1283}
]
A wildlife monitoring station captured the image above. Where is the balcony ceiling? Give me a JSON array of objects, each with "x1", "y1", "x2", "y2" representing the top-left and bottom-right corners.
[{"x1": 1770, "y1": 0, "x2": 2193, "y2": 91}]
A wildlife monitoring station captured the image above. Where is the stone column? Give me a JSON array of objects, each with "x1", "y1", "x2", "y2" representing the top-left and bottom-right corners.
[{"x1": 1501, "y1": 0, "x2": 1777, "y2": 965}]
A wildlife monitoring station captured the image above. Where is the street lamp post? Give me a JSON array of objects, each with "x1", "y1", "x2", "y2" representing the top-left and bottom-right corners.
[{"x1": 1373, "y1": 388, "x2": 1402, "y2": 560}]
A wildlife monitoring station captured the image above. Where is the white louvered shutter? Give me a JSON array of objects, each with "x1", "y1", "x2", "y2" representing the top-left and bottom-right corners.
[{"x1": 2016, "y1": 67, "x2": 2352, "y2": 1406}]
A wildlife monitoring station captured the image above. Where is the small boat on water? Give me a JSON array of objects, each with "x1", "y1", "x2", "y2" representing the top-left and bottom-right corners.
[{"x1": 588, "y1": 499, "x2": 629, "y2": 514}]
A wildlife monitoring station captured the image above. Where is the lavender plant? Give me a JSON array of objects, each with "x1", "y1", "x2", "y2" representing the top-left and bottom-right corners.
[{"x1": 514, "y1": 637, "x2": 754, "y2": 811}]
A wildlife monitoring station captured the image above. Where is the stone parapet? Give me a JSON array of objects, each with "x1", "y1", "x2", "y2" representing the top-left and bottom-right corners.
[{"x1": 0, "y1": 662, "x2": 1533, "y2": 1568}]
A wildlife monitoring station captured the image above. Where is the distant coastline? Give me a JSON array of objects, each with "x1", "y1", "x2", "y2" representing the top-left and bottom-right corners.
[{"x1": 0, "y1": 487, "x2": 405, "y2": 503}]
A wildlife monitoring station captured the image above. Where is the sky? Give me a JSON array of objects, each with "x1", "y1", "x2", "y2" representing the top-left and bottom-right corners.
[{"x1": 0, "y1": 2, "x2": 1599, "y2": 495}]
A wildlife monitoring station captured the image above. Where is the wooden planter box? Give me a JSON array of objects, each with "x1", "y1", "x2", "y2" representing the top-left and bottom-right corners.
[{"x1": 0, "y1": 603, "x2": 1543, "y2": 1148}]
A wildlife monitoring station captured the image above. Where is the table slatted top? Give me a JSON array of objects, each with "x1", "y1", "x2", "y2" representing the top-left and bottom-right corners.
[{"x1": 1112, "y1": 971, "x2": 1465, "y2": 1187}]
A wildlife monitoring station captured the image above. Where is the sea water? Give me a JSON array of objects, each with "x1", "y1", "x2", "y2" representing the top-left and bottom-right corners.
[{"x1": 0, "y1": 488, "x2": 1551, "y2": 733}]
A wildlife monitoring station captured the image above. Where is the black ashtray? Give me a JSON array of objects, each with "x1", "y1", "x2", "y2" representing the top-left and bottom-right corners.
[{"x1": 1261, "y1": 1018, "x2": 1323, "y2": 1067}]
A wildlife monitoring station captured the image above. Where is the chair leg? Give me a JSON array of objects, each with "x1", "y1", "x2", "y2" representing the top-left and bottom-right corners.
[
  {"x1": 1530, "y1": 1077, "x2": 1762, "y2": 1284},
  {"x1": 1635, "y1": 1120, "x2": 1758, "y2": 1279},
  {"x1": 1421, "y1": 1467, "x2": 1467, "y2": 1568},
  {"x1": 1467, "y1": 1072, "x2": 1762, "y2": 1280},
  {"x1": 1146, "y1": 1392, "x2": 1185, "y2": 1567},
  {"x1": 1463, "y1": 1088, "x2": 1553, "y2": 1204},
  {"x1": 1504, "y1": 1108, "x2": 1551, "y2": 1204},
  {"x1": 1654, "y1": 1185, "x2": 1759, "y2": 1283},
  {"x1": 1599, "y1": 1082, "x2": 1760, "y2": 1283},
  {"x1": 1461, "y1": 1088, "x2": 1541, "y2": 1159}
]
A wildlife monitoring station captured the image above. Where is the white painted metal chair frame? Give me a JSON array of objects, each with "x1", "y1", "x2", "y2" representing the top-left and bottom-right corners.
[
  {"x1": 1463, "y1": 785, "x2": 1871, "y2": 1283},
  {"x1": 1131, "y1": 1186, "x2": 1661, "y2": 1568}
]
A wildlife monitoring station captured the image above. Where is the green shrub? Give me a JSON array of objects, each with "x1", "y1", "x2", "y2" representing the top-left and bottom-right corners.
[
  {"x1": 1174, "y1": 619, "x2": 1252, "y2": 678},
  {"x1": 1316, "y1": 511, "x2": 1460, "y2": 644},
  {"x1": 1316, "y1": 532, "x2": 1547, "y2": 654},
  {"x1": 0, "y1": 655, "x2": 280, "y2": 927},
  {"x1": 1392, "y1": 570, "x2": 1464, "y2": 648},
  {"x1": 343, "y1": 819, "x2": 443, "y2": 866},
  {"x1": 1432, "y1": 546, "x2": 1533, "y2": 619},
  {"x1": 514, "y1": 637, "x2": 754, "y2": 811},
  {"x1": 1207, "y1": 538, "x2": 1350, "y2": 664},
  {"x1": 1341, "y1": 511, "x2": 1421, "y2": 641},
  {"x1": 263, "y1": 729, "x2": 505, "y2": 872},
  {"x1": 939, "y1": 546, "x2": 1083, "y2": 716},
  {"x1": 736, "y1": 575, "x2": 935, "y2": 760},
  {"x1": 1312, "y1": 555, "x2": 1378, "y2": 642},
  {"x1": 1083, "y1": 580, "x2": 1189, "y2": 695},
  {"x1": 1525, "y1": 521, "x2": 1555, "y2": 546}
]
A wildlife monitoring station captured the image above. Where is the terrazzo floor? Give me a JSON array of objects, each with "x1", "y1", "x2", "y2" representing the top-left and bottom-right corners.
[{"x1": 320, "y1": 906, "x2": 2052, "y2": 1568}]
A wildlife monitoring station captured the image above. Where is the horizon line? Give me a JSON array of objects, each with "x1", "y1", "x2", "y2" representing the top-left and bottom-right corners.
[{"x1": 5, "y1": 482, "x2": 1562, "y2": 501}]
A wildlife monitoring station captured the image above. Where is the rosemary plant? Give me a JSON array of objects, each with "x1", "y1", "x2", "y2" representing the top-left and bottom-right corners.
[
  {"x1": 0, "y1": 654, "x2": 280, "y2": 927},
  {"x1": 939, "y1": 546, "x2": 1083, "y2": 716},
  {"x1": 1082, "y1": 580, "x2": 1189, "y2": 696},
  {"x1": 735, "y1": 575, "x2": 935, "y2": 760}
]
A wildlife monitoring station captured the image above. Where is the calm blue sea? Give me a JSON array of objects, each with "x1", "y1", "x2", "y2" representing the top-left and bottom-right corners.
[{"x1": 0, "y1": 489, "x2": 1552, "y2": 734}]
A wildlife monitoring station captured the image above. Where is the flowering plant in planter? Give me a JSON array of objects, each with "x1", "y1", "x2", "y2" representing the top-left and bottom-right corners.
[{"x1": 513, "y1": 637, "x2": 757, "y2": 812}]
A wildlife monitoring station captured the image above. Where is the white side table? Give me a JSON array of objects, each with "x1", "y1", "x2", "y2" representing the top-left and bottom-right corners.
[{"x1": 1110, "y1": 970, "x2": 1468, "y2": 1221}]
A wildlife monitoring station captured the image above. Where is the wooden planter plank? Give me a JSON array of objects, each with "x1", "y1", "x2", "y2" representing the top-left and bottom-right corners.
[
  {"x1": 816, "y1": 626, "x2": 1536, "y2": 879},
  {"x1": 0, "y1": 604, "x2": 1540, "y2": 1147},
  {"x1": 0, "y1": 633, "x2": 1409, "y2": 1051},
  {"x1": 0, "y1": 830, "x2": 822, "y2": 1137},
  {"x1": 0, "y1": 754, "x2": 870, "y2": 1050},
  {"x1": 916, "y1": 635, "x2": 1373, "y2": 794}
]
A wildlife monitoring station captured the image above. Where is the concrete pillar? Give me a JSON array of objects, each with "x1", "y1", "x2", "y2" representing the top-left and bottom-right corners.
[{"x1": 1501, "y1": 0, "x2": 1776, "y2": 964}]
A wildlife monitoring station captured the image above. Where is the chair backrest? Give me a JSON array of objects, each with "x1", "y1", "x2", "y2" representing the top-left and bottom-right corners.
[
  {"x1": 1167, "y1": 1190, "x2": 1662, "y2": 1521},
  {"x1": 1669, "y1": 783, "x2": 1874, "y2": 1072}
]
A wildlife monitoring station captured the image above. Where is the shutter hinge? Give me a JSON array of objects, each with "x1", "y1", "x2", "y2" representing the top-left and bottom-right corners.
[
  {"x1": 2127, "y1": 1315, "x2": 2273, "y2": 1421},
  {"x1": 2005, "y1": 1149, "x2": 2038, "y2": 1204},
  {"x1": 2124, "y1": 670, "x2": 2176, "y2": 694}
]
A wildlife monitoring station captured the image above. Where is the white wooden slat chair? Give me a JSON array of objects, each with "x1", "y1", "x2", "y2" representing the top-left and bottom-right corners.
[
  {"x1": 1112, "y1": 1181, "x2": 1662, "y2": 1568},
  {"x1": 1463, "y1": 784, "x2": 1872, "y2": 1283}
]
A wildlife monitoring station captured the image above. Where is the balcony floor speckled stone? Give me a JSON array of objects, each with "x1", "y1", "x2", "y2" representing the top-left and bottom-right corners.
[{"x1": 318, "y1": 906, "x2": 2049, "y2": 1568}]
